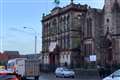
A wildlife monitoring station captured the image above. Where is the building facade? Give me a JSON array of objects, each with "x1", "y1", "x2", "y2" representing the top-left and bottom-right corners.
[
  {"x1": 42, "y1": 2, "x2": 88, "y2": 68},
  {"x1": 0, "y1": 51, "x2": 20, "y2": 65},
  {"x1": 82, "y1": 8, "x2": 103, "y2": 68},
  {"x1": 100, "y1": 0, "x2": 120, "y2": 66},
  {"x1": 42, "y1": 0, "x2": 120, "y2": 69}
]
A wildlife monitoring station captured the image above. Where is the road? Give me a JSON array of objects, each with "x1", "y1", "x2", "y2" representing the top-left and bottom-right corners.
[{"x1": 38, "y1": 73, "x2": 102, "y2": 80}]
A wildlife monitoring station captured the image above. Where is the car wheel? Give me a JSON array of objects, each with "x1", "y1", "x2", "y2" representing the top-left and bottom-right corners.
[
  {"x1": 55, "y1": 75, "x2": 58, "y2": 78},
  {"x1": 55, "y1": 73, "x2": 60, "y2": 78},
  {"x1": 71, "y1": 76, "x2": 75, "y2": 78},
  {"x1": 61, "y1": 74, "x2": 64, "y2": 78}
]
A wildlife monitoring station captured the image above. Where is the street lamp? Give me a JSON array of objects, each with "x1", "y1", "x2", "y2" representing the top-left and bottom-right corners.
[{"x1": 23, "y1": 27, "x2": 37, "y2": 54}]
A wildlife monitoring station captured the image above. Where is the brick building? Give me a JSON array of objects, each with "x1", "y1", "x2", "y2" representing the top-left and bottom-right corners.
[{"x1": 0, "y1": 51, "x2": 20, "y2": 65}]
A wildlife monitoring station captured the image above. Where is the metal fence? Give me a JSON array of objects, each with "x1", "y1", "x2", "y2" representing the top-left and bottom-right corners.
[{"x1": 40, "y1": 64, "x2": 58, "y2": 72}]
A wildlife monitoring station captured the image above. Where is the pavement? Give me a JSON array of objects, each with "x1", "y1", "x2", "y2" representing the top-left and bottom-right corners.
[{"x1": 38, "y1": 72, "x2": 102, "y2": 80}]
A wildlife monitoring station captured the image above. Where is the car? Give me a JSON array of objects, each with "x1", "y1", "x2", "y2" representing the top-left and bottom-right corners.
[
  {"x1": 55, "y1": 67, "x2": 75, "y2": 78},
  {"x1": 103, "y1": 69, "x2": 120, "y2": 80},
  {"x1": 0, "y1": 70, "x2": 21, "y2": 80}
]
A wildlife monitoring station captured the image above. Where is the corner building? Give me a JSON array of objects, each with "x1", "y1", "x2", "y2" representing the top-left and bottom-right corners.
[{"x1": 42, "y1": 3, "x2": 88, "y2": 68}]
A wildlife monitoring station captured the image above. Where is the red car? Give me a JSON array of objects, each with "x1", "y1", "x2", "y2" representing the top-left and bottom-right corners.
[{"x1": 0, "y1": 70, "x2": 21, "y2": 80}]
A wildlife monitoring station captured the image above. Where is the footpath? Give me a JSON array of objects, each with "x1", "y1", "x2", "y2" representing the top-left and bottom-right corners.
[{"x1": 74, "y1": 69, "x2": 102, "y2": 80}]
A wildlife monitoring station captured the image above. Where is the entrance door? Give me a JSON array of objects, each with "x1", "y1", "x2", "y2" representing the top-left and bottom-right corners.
[{"x1": 49, "y1": 53, "x2": 55, "y2": 64}]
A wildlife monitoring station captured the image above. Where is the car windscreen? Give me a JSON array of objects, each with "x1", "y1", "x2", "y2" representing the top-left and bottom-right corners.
[
  {"x1": 0, "y1": 74, "x2": 17, "y2": 80},
  {"x1": 112, "y1": 70, "x2": 120, "y2": 77},
  {"x1": 64, "y1": 68, "x2": 73, "y2": 71}
]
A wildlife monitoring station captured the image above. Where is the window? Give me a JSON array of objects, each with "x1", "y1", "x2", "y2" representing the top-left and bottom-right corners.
[
  {"x1": 65, "y1": 16, "x2": 67, "y2": 31},
  {"x1": 60, "y1": 38, "x2": 62, "y2": 49},
  {"x1": 63, "y1": 55, "x2": 64, "y2": 59},
  {"x1": 67, "y1": 35, "x2": 70, "y2": 49},
  {"x1": 87, "y1": 18, "x2": 92, "y2": 37},
  {"x1": 64, "y1": 36, "x2": 66, "y2": 49},
  {"x1": 106, "y1": 18, "x2": 109, "y2": 23},
  {"x1": 62, "y1": 38, "x2": 64, "y2": 49},
  {"x1": 52, "y1": 19, "x2": 57, "y2": 34},
  {"x1": 59, "y1": 17, "x2": 62, "y2": 33},
  {"x1": 67, "y1": 14, "x2": 70, "y2": 31},
  {"x1": 63, "y1": 16, "x2": 65, "y2": 32},
  {"x1": 65, "y1": 36, "x2": 68, "y2": 49},
  {"x1": 84, "y1": 43, "x2": 92, "y2": 56},
  {"x1": 66, "y1": 54, "x2": 68, "y2": 59}
]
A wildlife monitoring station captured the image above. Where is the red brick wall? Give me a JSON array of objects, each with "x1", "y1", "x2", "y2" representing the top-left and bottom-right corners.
[{"x1": 0, "y1": 52, "x2": 20, "y2": 62}]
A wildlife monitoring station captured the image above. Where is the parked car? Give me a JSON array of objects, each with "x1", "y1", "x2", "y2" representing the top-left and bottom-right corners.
[
  {"x1": 55, "y1": 67, "x2": 75, "y2": 78},
  {"x1": 103, "y1": 69, "x2": 120, "y2": 80}
]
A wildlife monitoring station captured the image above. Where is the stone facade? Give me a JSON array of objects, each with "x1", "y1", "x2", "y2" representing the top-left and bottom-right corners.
[
  {"x1": 101, "y1": 0, "x2": 120, "y2": 65},
  {"x1": 42, "y1": 3, "x2": 88, "y2": 68},
  {"x1": 82, "y1": 8, "x2": 103, "y2": 67},
  {"x1": 42, "y1": 0, "x2": 120, "y2": 68}
]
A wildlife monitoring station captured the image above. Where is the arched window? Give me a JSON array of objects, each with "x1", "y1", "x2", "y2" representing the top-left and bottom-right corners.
[
  {"x1": 64, "y1": 16, "x2": 67, "y2": 31},
  {"x1": 67, "y1": 34, "x2": 70, "y2": 49},
  {"x1": 52, "y1": 19, "x2": 57, "y2": 34},
  {"x1": 67, "y1": 14, "x2": 70, "y2": 23},
  {"x1": 60, "y1": 17, "x2": 64, "y2": 33},
  {"x1": 67, "y1": 15, "x2": 70, "y2": 31},
  {"x1": 63, "y1": 16, "x2": 66, "y2": 32},
  {"x1": 58, "y1": 17, "x2": 62, "y2": 33},
  {"x1": 87, "y1": 18, "x2": 92, "y2": 37}
]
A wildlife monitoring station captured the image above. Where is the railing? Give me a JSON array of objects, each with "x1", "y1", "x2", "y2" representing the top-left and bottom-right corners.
[{"x1": 40, "y1": 64, "x2": 58, "y2": 72}]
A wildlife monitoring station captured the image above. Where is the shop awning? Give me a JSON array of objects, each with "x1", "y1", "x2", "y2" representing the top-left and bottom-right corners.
[{"x1": 49, "y1": 42, "x2": 57, "y2": 52}]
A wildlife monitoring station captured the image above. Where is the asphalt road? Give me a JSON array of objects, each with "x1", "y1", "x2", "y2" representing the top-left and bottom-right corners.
[{"x1": 38, "y1": 73, "x2": 102, "y2": 80}]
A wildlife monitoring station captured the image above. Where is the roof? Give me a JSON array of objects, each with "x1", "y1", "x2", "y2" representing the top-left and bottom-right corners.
[
  {"x1": 42, "y1": 3, "x2": 88, "y2": 22},
  {"x1": 3, "y1": 51, "x2": 20, "y2": 56}
]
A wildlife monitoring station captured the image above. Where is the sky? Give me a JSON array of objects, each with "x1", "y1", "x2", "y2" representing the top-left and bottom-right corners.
[{"x1": 0, "y1": 0, "x2": 104, "y2": 55}]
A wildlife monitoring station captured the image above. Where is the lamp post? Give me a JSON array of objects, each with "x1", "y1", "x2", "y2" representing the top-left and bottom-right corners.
[{"x1": 23, "y1": 27, "x2": 37, "y2": 54}]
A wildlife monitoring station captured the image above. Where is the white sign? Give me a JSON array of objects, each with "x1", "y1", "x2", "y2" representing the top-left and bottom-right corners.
[{"x1": 90, "y1": 55, "x2": 96, "y2": 61}]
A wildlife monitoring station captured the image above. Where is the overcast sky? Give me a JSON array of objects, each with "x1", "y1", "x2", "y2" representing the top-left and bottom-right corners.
[{"x1": 0, "y1": 0, "x2": 104, "y2": 54}]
